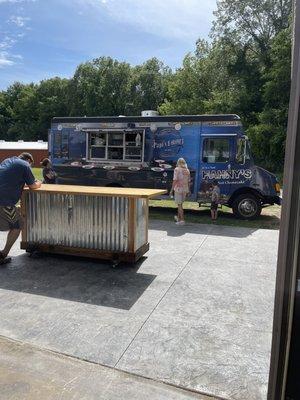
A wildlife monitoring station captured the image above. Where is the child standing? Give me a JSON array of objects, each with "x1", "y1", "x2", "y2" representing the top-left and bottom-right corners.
[
  {"x1": 40, "y1": 158, "x2": 57, "y2": 184},
  {"x1": 211, "y1": 180, "x2": 220, "y2": 221}
]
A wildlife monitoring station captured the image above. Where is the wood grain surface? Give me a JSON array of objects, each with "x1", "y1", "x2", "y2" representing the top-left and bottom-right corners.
[{"x1": 24, "y1": 184, "x2": 166, "y2": 199}]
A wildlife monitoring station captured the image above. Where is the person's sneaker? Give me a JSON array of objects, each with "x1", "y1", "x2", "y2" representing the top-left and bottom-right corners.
[
  {"x1": 176, "y1": 220, "x2": 185, "y2": 225},
  {"x1": 174, "y1": 215, "x2": 178, "y2": 222}
]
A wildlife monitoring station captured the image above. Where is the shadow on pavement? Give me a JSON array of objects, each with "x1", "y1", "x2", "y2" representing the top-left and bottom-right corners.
[
  {"x1": 149, "y1": 206, "x2": 280, "y2": 234},
  {"x1": 0, "y1": 254, "x2": 155, "y2": 310},
  {"x1": 149, "y1": 216, "x2": 260, "y2": 238}
]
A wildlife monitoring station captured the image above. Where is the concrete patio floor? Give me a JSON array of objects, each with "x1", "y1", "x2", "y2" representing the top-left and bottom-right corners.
[
  {"x1": 0, "y1": 221, "x2": 279, "y2": 400},
  {"x1": 0, "y1": 336, "x2": 213, "y2": 400}
]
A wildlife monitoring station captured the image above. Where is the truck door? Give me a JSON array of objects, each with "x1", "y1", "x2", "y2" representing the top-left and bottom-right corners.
[
  {"x1": 199, "y1": 135, "x2": 234, "y2": 204},
  {"x1": 231, "y1": 136, "x2": 252, "y2": 178}
]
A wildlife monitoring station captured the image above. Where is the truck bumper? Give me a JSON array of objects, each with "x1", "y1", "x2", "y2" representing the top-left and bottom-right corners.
[{"x1": 264, "y1": 195, "x2": 282, "y2": 206}]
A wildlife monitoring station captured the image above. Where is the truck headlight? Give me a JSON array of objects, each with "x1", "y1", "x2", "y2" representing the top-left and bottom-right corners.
[{"x1": 275, "y1": 183, "x2": 281, "y2": 193}]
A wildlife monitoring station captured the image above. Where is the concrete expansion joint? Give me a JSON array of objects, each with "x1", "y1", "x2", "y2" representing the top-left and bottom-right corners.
[
  {"x1": 113, "y1": 234, "x2": 210, "y2": 370},
  {"x1": 0, "y1": 334, "x2": 227, "y2": 400}
]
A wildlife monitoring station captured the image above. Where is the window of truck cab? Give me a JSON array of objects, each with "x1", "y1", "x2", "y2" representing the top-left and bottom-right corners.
[
  {"x1": 202, "y1": 138, "x2": 230, "y2": 163},
  {"x1": 88, "y1": 130, "x2": 144, "y2": 162},
  {"x1": 236, "y1": 138, "x2": 251, "y2": 164}
]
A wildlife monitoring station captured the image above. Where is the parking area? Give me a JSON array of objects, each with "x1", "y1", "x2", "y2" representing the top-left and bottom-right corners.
[{"x1": 0, "y1": 221, "x2": 279, "y2": 400}]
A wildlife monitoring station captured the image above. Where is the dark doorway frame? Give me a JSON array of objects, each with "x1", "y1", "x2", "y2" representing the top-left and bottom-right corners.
[{"x1": 268, "y1": 0, "x2": 300, "y2": 399}]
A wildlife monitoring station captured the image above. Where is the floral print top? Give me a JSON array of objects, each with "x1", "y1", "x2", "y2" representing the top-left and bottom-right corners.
[{"x1": 173, "y1": 166, "x2": 190, "y2": 193}]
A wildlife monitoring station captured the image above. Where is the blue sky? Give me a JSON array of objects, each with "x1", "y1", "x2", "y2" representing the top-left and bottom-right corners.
[{"x1": 0, "y1": 0, "x2": 217, "y2": 90}]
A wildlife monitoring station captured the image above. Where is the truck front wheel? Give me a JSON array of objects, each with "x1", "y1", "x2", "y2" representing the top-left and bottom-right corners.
[{"x1": 232, "y1": 194, "x2": 262, "y2": 219}]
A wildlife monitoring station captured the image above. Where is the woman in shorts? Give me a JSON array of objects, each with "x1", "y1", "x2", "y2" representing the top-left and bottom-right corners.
[{"x1": 170, "y1": 158, "x2": 190, "y2": 225}]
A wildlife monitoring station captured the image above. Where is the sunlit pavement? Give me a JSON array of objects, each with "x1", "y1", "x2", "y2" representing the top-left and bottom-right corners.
[{"x1": 0, "y1": 221, "x2": 278, "y2": 400}]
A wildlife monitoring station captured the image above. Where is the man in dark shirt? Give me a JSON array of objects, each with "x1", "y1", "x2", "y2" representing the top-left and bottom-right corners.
[{"x1": 0, "y1": 153, "x2": 41, "y2": 264}]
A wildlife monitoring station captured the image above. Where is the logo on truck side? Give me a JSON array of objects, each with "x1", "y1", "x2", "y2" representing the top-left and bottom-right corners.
[
  {"x1": 202, "y1": 169, "x2": 252, "y2": 181},
  {"x1": 153, "y1": 129, "x2": 184, "y2": 158}
]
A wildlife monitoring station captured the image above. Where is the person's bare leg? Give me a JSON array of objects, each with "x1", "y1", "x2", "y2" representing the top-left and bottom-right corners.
[
  {"x1": 1, "y1": 229, "x2": 21, "y2": 257},
  {"x1": 177, "y1": 204, "x2": 181, "y2": 221},
  {"x1": 179, "y1": 204, "x2": 184, "y2": 221},
  {"x1": 211, "y1": 209, "x2": 214, "y2": 220},
  {"x1": 177, "y1": 206, "x2": 180, "y2": 221}
]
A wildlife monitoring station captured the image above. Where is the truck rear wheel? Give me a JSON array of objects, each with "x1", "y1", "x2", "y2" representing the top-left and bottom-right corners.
[{"x1": 232, "y1": 194, "x2": 262, "y2": 219}]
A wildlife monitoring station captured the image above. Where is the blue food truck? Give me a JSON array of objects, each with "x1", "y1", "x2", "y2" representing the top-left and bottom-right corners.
[{"x1": 49, "y1": 112, "x2": 281, "y2": 219}]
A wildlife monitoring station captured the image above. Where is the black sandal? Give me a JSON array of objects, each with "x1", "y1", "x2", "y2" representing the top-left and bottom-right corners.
[{"x1": 0, "y1": 252, "x2": 11, "y2": 265}]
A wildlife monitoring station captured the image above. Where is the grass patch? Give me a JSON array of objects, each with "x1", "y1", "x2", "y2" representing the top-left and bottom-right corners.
[
  {"x1": 32, "y1": 168, "x2": 280, "y2": 230},
  {"x1": 149, "y1": 199, "x2": 280, "y2": 230},
  {"x1": 32, "y1": 167, "x2": 43, "y2": 181}
]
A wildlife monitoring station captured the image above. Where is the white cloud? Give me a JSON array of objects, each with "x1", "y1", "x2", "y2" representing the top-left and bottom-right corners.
[
  {"x1": 77, "y1": 0, "x2": 216, "y2": 41},
  {"x1": 0, "y1": 36, "x2": 16, "y2": 50},
  {"x1": 0, "y1": 0, "x2": 36, "y2": 3},
  {"x1": 8, "y1": 15, "x2": 30, "y2": 27},
  {"x1": 0, "y1": 0, "x2": 33, "y2": 68},
  {"x1": 0, "y1": 51, "x2": 15, "y2": 67},
  {"x1": 0, "y1": 16, "x2": 29, "y2": 67},
  {"x1": 12, "y1": 53, "x2": 23, "y2": 59}
]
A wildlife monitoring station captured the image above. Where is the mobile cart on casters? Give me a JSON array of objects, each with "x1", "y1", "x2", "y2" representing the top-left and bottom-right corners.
[{"x1": 20, "y1": 185, "x2": 166, "y2": 264}]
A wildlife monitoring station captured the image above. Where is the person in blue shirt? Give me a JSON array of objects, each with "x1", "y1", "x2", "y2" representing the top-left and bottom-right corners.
[{"x1": 0, "y1": 153, "x2": 41, "y2": 264}]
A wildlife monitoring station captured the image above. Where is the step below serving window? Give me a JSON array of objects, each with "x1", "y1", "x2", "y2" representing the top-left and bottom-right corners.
[{"x1": 88, "y1": 130, "x2": 144, "y2": 161}]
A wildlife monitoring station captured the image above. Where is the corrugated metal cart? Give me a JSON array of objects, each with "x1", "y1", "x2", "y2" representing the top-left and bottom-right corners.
[{"x1": 20, "y1": 185, "x2": 166, "y2": 263}]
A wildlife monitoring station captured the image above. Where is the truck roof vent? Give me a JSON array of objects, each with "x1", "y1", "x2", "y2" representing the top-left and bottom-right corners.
[{"x1": 141, "y1": 110, "x2": 159, "y2": 117}]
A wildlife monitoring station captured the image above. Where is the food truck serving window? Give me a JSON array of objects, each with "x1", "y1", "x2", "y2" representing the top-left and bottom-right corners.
[
  {"x1": 88, "y1": 130, "x2": 144, "y2": 162},
  {"x1": 202, "y1": 138, "x2": 230, "y2": 163}
]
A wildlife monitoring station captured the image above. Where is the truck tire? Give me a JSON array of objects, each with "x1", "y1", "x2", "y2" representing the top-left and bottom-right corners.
[{"x1": 232, "y1": 194, "x2": 262, "y2": 219}]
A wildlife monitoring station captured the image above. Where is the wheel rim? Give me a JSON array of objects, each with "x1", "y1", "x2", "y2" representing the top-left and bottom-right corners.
[{"x1": 238, "y1": 198, "x2": 258, "y2": 218}]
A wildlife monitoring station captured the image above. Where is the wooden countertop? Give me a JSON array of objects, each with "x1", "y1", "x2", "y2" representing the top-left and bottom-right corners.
[{"x1": 25, "y1": 184, "x2": 167, "y2": 199}]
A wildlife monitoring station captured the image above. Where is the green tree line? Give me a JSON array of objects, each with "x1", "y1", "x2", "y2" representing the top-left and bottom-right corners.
[{"x1": 0, "y1": 0, "x2": 292, "y2": 173}]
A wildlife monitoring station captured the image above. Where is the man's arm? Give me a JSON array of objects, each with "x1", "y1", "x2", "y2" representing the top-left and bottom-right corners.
[
  {"x1": 28, "y1": 180, "x2": 41, "y2": 190},
  {"x1": 23, "y1": 164, "x2": 41, "y2": 190}
]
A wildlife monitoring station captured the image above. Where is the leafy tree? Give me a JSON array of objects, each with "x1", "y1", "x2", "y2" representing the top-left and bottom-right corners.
[
  {"x1": 35, "y1": 78, "x2": 70, "y2": 140},
  {"x1": 248, "y1": 28, "x2": 291, "y2": 171},
  {"x1": 0, "y1": 0, "x2": 292, "y2": 173},
  {"x1": 0, "y1": 92, "x2": 12, "y2": 139},
  {"x1": 69, "y1": 57, "x2": 132, "y2": 116},
  {"x1": 212, "y1": 0, "x2": 292, "y2": 65},
  {"x1": 130, "y1": 58, "x2": 171, "y2": 115},
  {"x1": 159, "y1": 49, "x2": 213, "y2": 115},
  {"x1": 5, "y1": 83, "x2": 39, "y2": 141}
]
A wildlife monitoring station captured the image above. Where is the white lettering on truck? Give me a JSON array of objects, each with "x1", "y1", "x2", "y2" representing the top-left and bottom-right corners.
[{"x1": 202, "y1": 169, "x2": 252, "y2": 181}]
